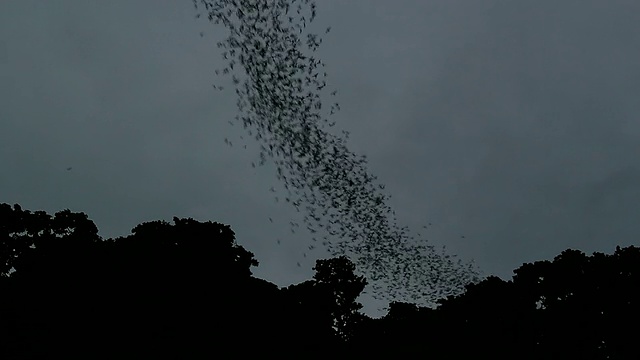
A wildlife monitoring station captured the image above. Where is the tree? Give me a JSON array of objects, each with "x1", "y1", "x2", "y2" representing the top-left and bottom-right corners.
[
  {"x1": 509, "y1": 246, "x2": 640, "y2": 358},
  {"x1": 123, "y1": 216, "x2": 259, "y2": 279},
  {"x1": 0, "y1": 203, "x2": 282, "y2": 357},
  {"x1": 312, "y1": 256, "x2": 367, "y2": 341},
  {"x1": 282, "y1": 255, "x2": 367, "y2": 352},
  {"x1": 0, "y1": 203, "x2": 100, "y2": 278},
  {"x1": 340, "y1": 245, "x2": 640, "y2": 359},
  {"x1": 421, "y1": 245, "x2": 640, "y2": 359}
]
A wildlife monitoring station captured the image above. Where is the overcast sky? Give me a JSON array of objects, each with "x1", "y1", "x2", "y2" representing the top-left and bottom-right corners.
[{"x1": 2, "y1": 0, "x2": 640, "y2": 315}]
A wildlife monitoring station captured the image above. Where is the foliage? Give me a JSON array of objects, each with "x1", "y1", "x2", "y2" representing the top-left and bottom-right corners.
[{"x1": 2, "y1": 203, "x2": 637, "y2": 359}]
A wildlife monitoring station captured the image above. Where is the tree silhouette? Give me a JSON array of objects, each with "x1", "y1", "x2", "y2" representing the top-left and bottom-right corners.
[
  {"x1": 5, "y1": 202, "x2": 636, "y2": 358},
  {"x1": 312, "y1": 256, "x2": 367, "y2": 341},
  {"x1": 281, "y1": 256, "x2": 366, "y2": 354},
  {"x1": 1, "y1": 203, "x2": 381, "y2": 357},
  {"x1": 420, "y1": 246, "x2": 640, "y2": 359},
  {"x1": 347, "y1": 245, "x2": 640, "y2": 359},
  {"x1": 508, "y1": 246, "x2": 640, "y2": 358},
  {"x1": 0, "y1": 203, "x2": 100, "y2": 278},
  {"x1": 0, "y1": 204, "x2": 291, "y2": 357}
]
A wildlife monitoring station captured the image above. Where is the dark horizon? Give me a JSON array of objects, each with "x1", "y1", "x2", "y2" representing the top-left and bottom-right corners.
[{"x1": 2, "y1": 202, "x2": 638, "y2": 358}]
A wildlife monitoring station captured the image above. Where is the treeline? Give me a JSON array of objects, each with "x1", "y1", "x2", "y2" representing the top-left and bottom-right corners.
[{"x1": 1, "y1": 203, "x2": 638, "y2": 358}]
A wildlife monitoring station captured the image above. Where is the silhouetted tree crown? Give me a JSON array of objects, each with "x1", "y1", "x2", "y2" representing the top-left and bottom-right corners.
[{"x1": 2, "y1": 202, "x2": 639, "y2": 359}]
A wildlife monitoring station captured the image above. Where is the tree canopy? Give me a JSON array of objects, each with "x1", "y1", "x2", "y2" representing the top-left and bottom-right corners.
[{"x1": 1, "y1": 202, "x2": 638, "y2": 358}]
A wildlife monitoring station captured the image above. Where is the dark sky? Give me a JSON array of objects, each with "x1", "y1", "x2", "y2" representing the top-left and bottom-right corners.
[{"x1": 2, "y1": 0, "x2": 640, "y2": 315}]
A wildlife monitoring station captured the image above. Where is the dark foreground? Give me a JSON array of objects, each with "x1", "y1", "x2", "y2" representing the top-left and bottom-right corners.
[{"x1": 1, "y1": 203, "x2": 638, "y2": 359}]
